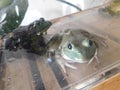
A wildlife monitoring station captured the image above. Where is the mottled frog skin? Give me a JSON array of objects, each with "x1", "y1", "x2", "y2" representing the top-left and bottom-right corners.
[
  {"x1": 48, "y1": 29, "x2": 105, "y2": 73},
  {"x1": 100, "y1": 0, "x2": 120, "y2": 15},
  {"x1": 5, "y1": 18, "x2": 52, "y2": 54}
]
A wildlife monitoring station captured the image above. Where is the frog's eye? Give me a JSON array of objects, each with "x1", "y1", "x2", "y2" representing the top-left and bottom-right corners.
[
  {"x1": 40, "y1": 18, "x2": 45, "y2": 22},
  {"x1": 89, "y1": 40, "x2": 93, "y2": 46},
  {"x1": 82, "y1": 39, "x2": 93, "y2": 47},
  {"x1": 68, "y1": 43, "x2": 72, "y2": 49}
]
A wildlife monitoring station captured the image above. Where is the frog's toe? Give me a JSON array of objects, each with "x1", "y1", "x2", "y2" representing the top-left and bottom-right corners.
[
  {"x1": 95, "y1": 55, "x2": 100, "y2": 64},
  {"x1": 88, "y1": 57, "x2": 94, "y2": 64},
  {"x1": 88, "y1": 49, "x2": 100, "y2": 64},
  {"x1": 56, "y1": 59, "x2": 66, "y2": 73},
  {"x1": 59, "y1": 62, "x2": 66, "y2": 73},
  {"x1": 94, "y1": 49, "x2": 100, "y2": 64},
  {"x1": 65, "y1": 63, "x2": 77, "y2": 70}
]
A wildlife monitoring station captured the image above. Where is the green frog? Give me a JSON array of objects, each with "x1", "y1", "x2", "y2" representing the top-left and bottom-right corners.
[
  {"x1": 47, "y1": 29, "x2": 105, "y2": 73},
  {"x1": 100, "y1": 0, "x2": 120, "y2": 15}
]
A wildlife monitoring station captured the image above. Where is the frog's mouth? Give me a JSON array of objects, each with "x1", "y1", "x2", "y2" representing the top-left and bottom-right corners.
[{"x1": 61, "y1": 47, "x2": 88, "y2": 63}]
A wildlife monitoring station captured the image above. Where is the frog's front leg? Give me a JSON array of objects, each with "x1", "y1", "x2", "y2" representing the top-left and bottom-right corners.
[
  {"x1": 47, "y1": 49, "x2": 75, "y2": 73},
  {"x1": 88, "y1": 49, "x2": 99, "y2": 64}
]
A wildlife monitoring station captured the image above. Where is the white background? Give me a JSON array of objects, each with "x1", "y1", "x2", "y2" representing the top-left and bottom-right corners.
[{"x1": 21, "y1": 0, "x2": 109, "y2": 25}]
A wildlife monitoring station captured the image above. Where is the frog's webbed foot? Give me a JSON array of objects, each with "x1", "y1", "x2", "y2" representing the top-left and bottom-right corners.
[
  {"x1": 57, "y1": 59, "x2": 66, "y2": 73},
  {"x1": 65, "y1": 63, "x2": 77, "y2": 69},
  {"x1": 57, "y1": 59, "x2": 77, "y2": 73},
  {"x1": 63, "y1": 63, "x2": 77, "y2": 74},
  {"x1": 88, "y1": 49, "x2": 99, "y2": 64}
]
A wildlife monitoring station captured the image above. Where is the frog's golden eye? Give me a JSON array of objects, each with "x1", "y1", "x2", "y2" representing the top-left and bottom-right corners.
[{"x1": 68, "y1": 43, "x2": 72, "y2": 49}]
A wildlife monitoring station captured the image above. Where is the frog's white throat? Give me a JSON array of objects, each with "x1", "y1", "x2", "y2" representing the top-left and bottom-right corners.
[
  {"x1": 61, "y1": 48, "x2": 98, "y2": 64},
  {"x1": 61, "y1": 48, "x2": 88, "y2": 63}
]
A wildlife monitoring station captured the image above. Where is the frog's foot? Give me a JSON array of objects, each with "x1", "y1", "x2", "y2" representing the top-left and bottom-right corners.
[
  {"x1": 61, "y1": 63, "x2": 77, "y2": 74},
  {"x1": 57, "y1": 59, "x2": 77, "y2": 73},
  {"x1": 57, "y1": 59, "x2": 66, "y2": 73},
  {"x1": 65, "y1": 63, "x2": 77, "y2": 70},
  {"x1": 88, "y1": 49, "x2": 99, "y2": 64}
]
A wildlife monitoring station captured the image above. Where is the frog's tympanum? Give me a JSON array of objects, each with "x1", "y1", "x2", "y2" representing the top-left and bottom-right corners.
[
  {"x1": 47, "y1": 29, "x2": 105, "y2": 73},
  {"x1": 100, "y1": 0, "x2": 120, "y2": 15},
  {"x1": 5, "y1": 18, "x2": 52, "y2": 54}
]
